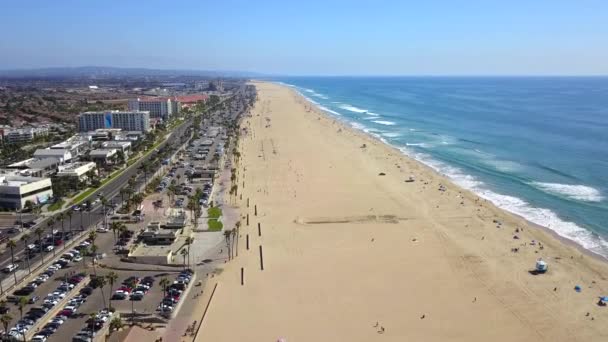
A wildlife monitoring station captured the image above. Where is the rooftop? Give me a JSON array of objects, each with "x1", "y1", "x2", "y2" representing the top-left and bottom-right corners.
[
  {"x1": 0, "y1": 175, "x2": 48, "y2": 187},
  {"x1": 34, "y1": 148, "x2": 70, "y2": 156},
  {"x1": 90, "y1": 148, "x2": 117, "y2": 157}
]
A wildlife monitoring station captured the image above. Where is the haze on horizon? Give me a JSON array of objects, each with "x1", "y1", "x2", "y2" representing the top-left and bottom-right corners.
[{"x1": 1, "y1": 0, "x2": 607, "y2": 76}]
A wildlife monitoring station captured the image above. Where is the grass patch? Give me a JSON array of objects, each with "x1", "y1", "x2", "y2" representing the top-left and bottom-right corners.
[
  {"x1": 48, "y1": 199, "x2": 65, "y2": 212},
  {"x1": 207, "y1": 218, "x2": 223, "y2": 231},
  {"x1": 207, "y1": 207, "x2": 222, "y2": 219}
]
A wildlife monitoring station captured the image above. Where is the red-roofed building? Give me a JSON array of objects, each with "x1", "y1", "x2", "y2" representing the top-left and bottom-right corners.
[{"x1": 174, "y1": 94, "x2": 208, "y2": 109}]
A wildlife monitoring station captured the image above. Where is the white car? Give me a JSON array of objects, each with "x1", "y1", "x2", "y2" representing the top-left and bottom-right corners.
[
  {"x1": 32, "y1": 336, "x2": 47, "y2": 342},
  {"x1": 45, "y1": 245, "x2": 54, "y2": 252},
  {"x1": 73, "y1": 255, "x2": 83, "y2": 262},
  {"x1": 3, "y1": 264, "x2": 19, "y2": 273},
  {"x1": 51, "y1": 317, "x2": 65, "y2": 325},
  {"x1": 43, "y1": 299, "x2": 58, "y2": 306}
]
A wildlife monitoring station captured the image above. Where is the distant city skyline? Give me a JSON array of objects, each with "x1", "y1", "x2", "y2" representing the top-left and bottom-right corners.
[{"x1": 1, "y1": 0, "x2": 607, "y2": 75}]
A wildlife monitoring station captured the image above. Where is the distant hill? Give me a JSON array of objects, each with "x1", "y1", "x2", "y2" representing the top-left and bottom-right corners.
[{"x1": 0, "y1": 66, "x2": 263, "y2": 78}]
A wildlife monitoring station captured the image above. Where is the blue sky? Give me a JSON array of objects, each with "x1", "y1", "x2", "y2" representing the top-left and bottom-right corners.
[{"x1": 1, "y1": 0, "x2": 607, "y2": 75}]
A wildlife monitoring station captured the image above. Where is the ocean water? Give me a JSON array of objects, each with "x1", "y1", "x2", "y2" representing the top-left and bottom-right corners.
[{"x1": 272, "y1": 77, "x2": 608, "y2": 258}]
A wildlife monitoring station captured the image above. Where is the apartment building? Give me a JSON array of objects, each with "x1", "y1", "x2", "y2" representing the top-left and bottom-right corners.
[
  {"x1": 128, "y1": 97, "x2": 174, "y2": 120},
  {"x1": 79, "y1": 111, "x2": 151, "y2": 132}
]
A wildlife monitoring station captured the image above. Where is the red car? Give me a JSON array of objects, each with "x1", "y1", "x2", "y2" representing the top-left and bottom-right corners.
[
  {"x1": 60, "y1": 309, "x2": 74, "y2": 317},
  {"x1": 116, "y1": 286, "x2": 131, "y2": 294}
]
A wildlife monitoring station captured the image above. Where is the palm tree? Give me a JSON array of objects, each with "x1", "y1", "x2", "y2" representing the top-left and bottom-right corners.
[
  {"x1": 0, "y1": 313, "x2": 12, "y2": 336},
  {"x1": 34, "y1": 226, "x2": 45, "y2": 265},
  {"x1": 66, "y1": 209, "x2": 74, "y2": 236},
  {"x1": 187, "y1": 196, "x2": 197, "y2": 225},
  {"x1": 110, "y1": 221, "x2": 121, "y2": 242},
  {"x1": 127, "y1": 278, "x2": 137, "y2": 324},
  {"x1": 131, "y1": 193, "x2": 144, "y2": 210},
  {"x1": 159, "y1": 277, "x2": 170, "y2": 298},
  {"x1": 6, "y1": 240, "x2": 18, "y2": 284},
  {"x1": 20, "y1": 234, "x2": 31, "y2": 274},
  {"x1": 79, "y1": 245, "x2": 89, "y2": 268},
  {"x1": 109, "y1": 316, "x2": 123, "y2": 332},
  {"x1": 47, "y1": 217, "x2": 56, "y2": 256},
  {"x1": 167, "y1": 184, "x2": 177, "y2": 202},
  {"x1": 119, "y1": 187, "x2": 128, "y2": 204},
  {"x1": 234, "y1": 221, "x2": 241, "y2": 257},
  {"x1": 106, "y1": 271, "x2": 118, "y2": 310},
  {"x1": 96, "y1": 273, "x2": 107, "y2": 309},
  {"x1": 17, "y1": 296, "x2": 27, "y2": 320},
  {"x1": 185, "y1": 236, "x2": 194, "y2": 269},
  {"x1": 223, "y1": 230, "x2": 232, "y2": 260},
  {"x1": 57, "y1": 212, "x2": 65, "y2": 255},
  {"x1": 100, "y1": 196, "x2": 109, "y2": 230},
  {"x1": 180, "y1": 248, "x2": 188, "y2": 270}
]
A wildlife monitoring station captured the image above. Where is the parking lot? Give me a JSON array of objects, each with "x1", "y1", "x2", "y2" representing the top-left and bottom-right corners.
[{"x1": 0, "y1": 118, "x2": 233, "y2": 341}]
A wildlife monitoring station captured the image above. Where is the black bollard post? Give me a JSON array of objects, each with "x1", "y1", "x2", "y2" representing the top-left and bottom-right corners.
[
  {"x1": 247, "y1": 198, "x2": 249, "y2": 207},
  {"x1": 247, "y1": 214, "x2": 249, "y2": 226},
  {"x1": 258, "y1": 223, "x2": 261, "y2": 237},
  {"x1": 241, "y1": 267, "x2": 244, "y2": 286},
  {"x1": 259, "y1": 245, "x2": 264, "y2": 271},
  {"x1": 254, "y1": 205, "x2": 257, "y2": 216}
]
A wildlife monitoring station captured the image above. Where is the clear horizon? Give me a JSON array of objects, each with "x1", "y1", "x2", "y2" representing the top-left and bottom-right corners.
[{"x1": 1, "y1": 0, "x2": 607, "y2": 75}]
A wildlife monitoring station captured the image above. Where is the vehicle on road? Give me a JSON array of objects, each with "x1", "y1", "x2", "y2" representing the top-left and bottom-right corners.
[{"x1": 3, "y1": 264, "x2": 19, "y2": 273}]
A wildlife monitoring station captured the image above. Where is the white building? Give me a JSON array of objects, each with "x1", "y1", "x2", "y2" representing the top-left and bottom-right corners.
[
  {"x1": 56, "y1": 162, "x2": 96, "y2": 181},
  {"x1": 90, "y1": 149, "x2": 118, "y2": 164},
  {"x1": 50, "y1": 139, "x2": 89, "y2": 158},
  {"x1": 128, "y1": 97, "x2": 173, "y2": 120},
  {"x1": 102, "y1": 141, "x2": 132, "y2": 156},
  {"x1": 33, "y1": 148, "x2": 72, "y2": 163},
  {"x1": 4, "y1": 127, "x2": 49, "y2": 144},
  {"x1": 79, "y1": 111, "x2": 151, "y2": 132},
  {"x1": 0, "y1": 174, "x2": 53, "y2": 209}
]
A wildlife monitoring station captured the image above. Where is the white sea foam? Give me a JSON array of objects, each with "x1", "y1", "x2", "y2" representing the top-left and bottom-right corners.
[
  {"x1": 404, "y1": 152, "x2": 608, "y2": 258},
  {"x1": 372, "y1": 120, "x2": 396, "y2": 126},
  {"x1": 303, "y1": 88, "x2": 315, "y2": 93},
  {"x1": 365, "y1": 112, "x2": 380, "y2": 116},
  {"x1": 350, "y1": 122, "x2": 368, "y2": 131},
  {"x1": 338, "y1": 104, "x2": 369, "y2": 113},
  {"x1": 381, "y1": 132, "x2": 402, "y2": 138},
  {"x1": 318, "y1": 105, "x2": 341, "y2": 116},
  {"x1": 531, "y1": 182, "x2": 604, "y2": 202}
]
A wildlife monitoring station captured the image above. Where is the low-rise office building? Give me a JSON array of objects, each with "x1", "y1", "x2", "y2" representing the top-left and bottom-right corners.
[
  {"x1": 7, "y1": 158, "x2": 60, "y2": 177},
  {"x1": 90, "y1": 149, "x2": 118, "y2": 165},
  {"x1": 102, "y1": 141, "x2": 132, "y2": 156},
  {"x1": 56, "y1": 162, "x2": 97, "y2": 181},
  {"x1": 4, "y1": 127, "x2": 49, "y2": 144},
  {"x1": 33, "y1": 148, "x2": 72, "y2": 163},
  {"x1": 0, "y1": 174, "x2": 53, "y2": 209},
  {"x1": 50, "y1": 139, "x2": 89, "y2": 158}
]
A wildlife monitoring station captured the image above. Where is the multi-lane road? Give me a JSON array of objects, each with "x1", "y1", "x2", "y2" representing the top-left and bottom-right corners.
[{"x1": 0, "y1": 118, "x2": 193, "y2": 290}]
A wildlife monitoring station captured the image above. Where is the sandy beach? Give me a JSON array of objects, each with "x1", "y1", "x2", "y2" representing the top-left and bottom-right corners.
[{"x1": 195, "y1": 81, "x2": 608, "y2": 342}]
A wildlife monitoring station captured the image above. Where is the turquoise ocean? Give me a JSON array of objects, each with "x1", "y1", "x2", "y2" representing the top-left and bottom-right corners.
[{"x1": 272, "y1": 77, "x2": 608, "y2": 258}]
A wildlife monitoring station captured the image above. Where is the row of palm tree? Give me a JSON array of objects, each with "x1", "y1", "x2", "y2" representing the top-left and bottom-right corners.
[{"x1": 223, "y1": 221, "x2": 242, "y2": 261}]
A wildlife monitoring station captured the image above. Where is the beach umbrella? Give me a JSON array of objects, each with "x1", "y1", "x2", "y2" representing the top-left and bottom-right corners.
[{"x1": 574, "y1": 285, "x2": 582, "y2": 292}]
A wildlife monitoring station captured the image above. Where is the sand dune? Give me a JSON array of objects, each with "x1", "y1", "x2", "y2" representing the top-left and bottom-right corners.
[{"x1": 195, "y1": 82, "x2": 608, "y2": 342}]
